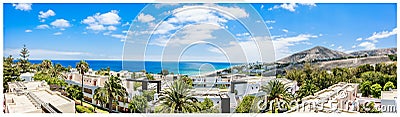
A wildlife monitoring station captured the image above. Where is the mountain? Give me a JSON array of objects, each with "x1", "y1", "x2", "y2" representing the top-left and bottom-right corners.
[
  {"x1": 349, "y1": 48, "x2": 397, "y2": 56},
  {"x1": 277, "y1": 46, "x2": 351, "y2": 63}
]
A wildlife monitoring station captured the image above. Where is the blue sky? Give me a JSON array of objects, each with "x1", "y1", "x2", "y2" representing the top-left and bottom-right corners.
[{"x1": 3, "y1": 3, "x2": 397, "y2": 62}]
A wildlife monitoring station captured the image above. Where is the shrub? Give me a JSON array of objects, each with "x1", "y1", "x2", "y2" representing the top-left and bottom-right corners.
[{"x1": 76, "y1": 105, "x2": 93, "y2": 113}]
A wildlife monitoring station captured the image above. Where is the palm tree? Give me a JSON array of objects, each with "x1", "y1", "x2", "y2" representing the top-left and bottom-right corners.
[
  {"x1": 76, "y1": 60, "x2": 89, "y2": 106},
  {"x1": 40, "y1": 60, "x2": 53, "y2": 71},
  {"x1": 297, "y1": 80, "x2": 319, "y2": 100},
  {"x1": 261, "y1": 80, "x2": 292, "y2": 113},
  {"x1": 104, "y1": 75, "x2": 128, "y2": 112},
  {"x1": 157, "y1": 80, "x2": 200, "y2": 113},
  {"x1": 93, "y1": 87, "x2": 109, "y2": 113}
]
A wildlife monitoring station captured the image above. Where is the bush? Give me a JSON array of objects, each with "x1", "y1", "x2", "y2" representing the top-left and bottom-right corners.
[{"x1": 76, "y1": 105, "x2": 93, "y2": 113}]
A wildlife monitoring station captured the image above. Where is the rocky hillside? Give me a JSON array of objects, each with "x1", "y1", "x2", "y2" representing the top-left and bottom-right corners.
[
  {"x1": 277, "y1": 46, "x2": 351, "y2": 63},
  {"x1": 349, "y1": 48, "x2": 397, "y2": 56}
]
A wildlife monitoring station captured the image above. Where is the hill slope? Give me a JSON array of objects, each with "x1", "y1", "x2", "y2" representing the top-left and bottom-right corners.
[
  {"x1": 278, "y1": 46, "x2": 351, "y2": 63},
  {"x1": 349, "y1": 48, "x2": 397, "y2": 56}
]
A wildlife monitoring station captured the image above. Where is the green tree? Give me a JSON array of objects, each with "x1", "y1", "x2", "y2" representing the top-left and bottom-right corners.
[
  {"x1": 200, "y1": 97, "x2": 214, "y2": 111},
  {"x1": 161, "y1": 69, "x2": 169, "y2": 78},
  {"x1": 76, "y1": 60, "x2": 89, "y2": 106},
  {"x1": 3, "y1": 55, "x2": 21, "y2": 92},
  {"x1": 103, "y1": 75, "x2": 128, "y2": 112},
  {"x1": 285, "y1": 68, "x2": 306, "y2": 86},
  {"x1": 297, "y1": 80, "x2": 319, "y2": 99},
  {"x1": 157, "y1": 80, "x2": 200, "y2": 113},
  {"x1": 180, "y1": 76, "x2": 193, "y2": 88},
  {"x1": 383, "y1": 81, "x2": 396, "y2": 91},
  {"x1": 142, "y1": 90, "x2": 156, "y2": 102},
  {"x1": 370, "y1": 84, "x2": 382, "y2": 98},
  {"x1": 235, "y1": 95, "x2": 259, "y2": 113},
  {"x1": 18, "y1": 45, "x2": 31, "y2": 73},
  {"x1": 66, "y1": 85, "x2": 83, "y2": 100},
  {"x1": 133, "y1": 82, "x2": 141, "y2": 91},
  {"x1": 360, "y1": 81, "x2": 372, "y2": 97},
  {"x1": 146, "y1": 74, "x2": 155, "y2": 80},
  {"x1": 128, "y1": 95, "x2": 148, "y2": 113},
  {"x1": 93, "y1": 87, "x2": 109, "y2": 109},
  {"x1": 261, "y1": 80, "x2": 292, "y2": 113}
]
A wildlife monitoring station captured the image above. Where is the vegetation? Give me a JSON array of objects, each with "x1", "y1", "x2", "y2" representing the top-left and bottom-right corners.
[
  {"x1": 180, "y1": 75, "x2": 193, "y2": 88},
  {"x1": 235, "y1": 95, "x2": 259, "y2": 113},
  {"x1": 3, "y1": 55, "x2": 21, "y2": 92},
  {"x1": 76, "y1": 105, "x2": 93, "y2": 113},
  {"x1": 370, "y1": 84, "x2": 382, "y2": 98},
  {"x1": 297, "y1": 80, "x2": 319, "y2": 100},
  {"x1": 18, "y1": 45, "x2": 31, "y2": 73},
  {"x1": 99, "y1": 75, "x2": 128, "y2": 112},
  {"x1": 360, "y1": 81, "x2": 372, "y2": 97},
  {"x1": 133, "y1": 82, "x2": 141, "y2": 91},
  {"x1": 76, "y1": 60, "x2": 89, "y2": 106},
  {"x1": 261, "y1": 80, "x2": 292, "y2": 113},
  {"x1": 93, "y1": 87, "x2": 108, "y2": 109},
  {"x1": 128, "y1": 95, "x2": 148, "y2": 113},
  {"x1": 146, "y1": 74, "x2": 155, "y2": 80},
  {"x1": 285, "y1": 62, "x2": 397, "y2": 99},
  {"x1": 383, "y1": 81, "x2": 395, "y2": 91},
  {"x1": 142, "y1": 90, "x2": 156, "y2": 102},
  {"x1": 157, "y1": 80, "x2": 200, "y2": 113}
]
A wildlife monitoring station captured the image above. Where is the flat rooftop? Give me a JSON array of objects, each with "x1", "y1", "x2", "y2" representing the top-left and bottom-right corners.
[
  {"x1": 5, "y1": 93, "x2": 39, "y2": 113},
  {"x1": 31, "y1": 90, "x2": 73, "y2": 107}
]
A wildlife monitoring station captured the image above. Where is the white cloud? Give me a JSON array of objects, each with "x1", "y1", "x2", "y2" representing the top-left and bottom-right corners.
[
  {"x1": 107, "y1": 26, "x2": 117, "y2": 31},
  {"x1": 150, "y1": 24, "x2": 220, "y2": 47},
  {"x1": 137, "y1": 13, "x2": 155, "y2": 23},
  {"x1": 4, "y1": 48, "x2": 93, "y2": 60},
  {"x1": 213, "y1": 5, "x2": 249, "y2": 19},
  {"x1": 12, "y1": 3, "x2": 32, "y2": 11},
  {"x1": 235, "y1": 32, "x2": 250, "y2": 37},
  {"x1": 337, "y1": 46, "x2": 345, "y2": 52},
  {"x1": 86, "y1": 24, "x2": 106, "y2": 31},
  {"x1": 365, "y1": 27, "x2": 397, "y2": 43},
  {"x1": 352, "y1": 45, "x2": 356, "y2": 48},
  {"x1": 154, "y1": 3, "x2": 180, "y2": 9},
  {"x1": 94, "y1": 10, "x2": 121, "y2": 25},
  {"x1": 50, "y1": 19, "x2": 71, "y2": 29},
  {"x1": 53, "y1": 32, "x2": 62, "y2": 35},
  {"x1": 330, "y1": 44, "x2": 335, "y2": 47},
  {"x1": 38, "y1": 9, "x2": 56, "y2": 22},
  {"x1": 36, "y1": 24, "x2": 50, "y2": 29},
  {"x1": 299, "y1": 3, "x2": 317, "y2": 7},
  {"x1": 358, "y1": 41, "x2": 376, "y2": 50},
  {"x1": 273, "y1": 34, "x2": 319, "y2": 59},
  {"x1": 122, "y1": 22, "x2": 130, "y2": 27},
  {"x1": 82, "y1": 10, "x2": 121, "y2": 32},
  {"x1": 265, "y1": 20, "x2": 276, "y2": 24},
  {"x1": 111, "y1": 34, "x2": 125, "y2": 39},
  {"x1": 269, "y1": 3, "x2": 316, "y2": 12},
  {"x1": 356, "y1": 37, "x2": 362, "y2": 41},
  {"x1": 25, "y1": 30, "x2": 32, "y2": 33},
  {"x1": 282, "y1": 29, "x2": 289, "y2": 33}
]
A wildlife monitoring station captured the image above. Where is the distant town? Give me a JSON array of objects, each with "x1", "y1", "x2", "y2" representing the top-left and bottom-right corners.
[{"x1": 3, "y1": 45, "x2": 397, "y2": 113}]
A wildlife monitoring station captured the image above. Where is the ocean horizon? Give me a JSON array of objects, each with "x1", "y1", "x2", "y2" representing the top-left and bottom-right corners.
[{"x1": 26, "y1": 60, "x2": 242, "y2": 76}]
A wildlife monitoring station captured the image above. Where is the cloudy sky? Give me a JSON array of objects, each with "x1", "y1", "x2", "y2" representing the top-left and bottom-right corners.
[{"x1": 3, "y1": 3, "x2": 397, "y2": 62}]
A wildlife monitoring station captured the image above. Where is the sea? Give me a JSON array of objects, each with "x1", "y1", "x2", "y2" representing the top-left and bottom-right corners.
[{"x1": 28, "y1": 60, "x2": 241, "y2": 76}]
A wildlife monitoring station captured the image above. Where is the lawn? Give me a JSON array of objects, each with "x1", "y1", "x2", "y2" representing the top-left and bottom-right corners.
[{"x1": 75, "y1": 100, "x2": 109, "y2": 113}]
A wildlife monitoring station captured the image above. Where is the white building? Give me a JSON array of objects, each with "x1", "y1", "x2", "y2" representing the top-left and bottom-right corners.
[
  {"x1": 4, "y1": 81, "x2": 75, "y2": 113},
  {"x1": 20, "y1": 72, "x2": 35, "y2": 82}
]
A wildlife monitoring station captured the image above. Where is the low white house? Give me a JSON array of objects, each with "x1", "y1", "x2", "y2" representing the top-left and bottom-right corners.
[{"x1": 20, "y1": 72, "x2": 35, "y2": 82}]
